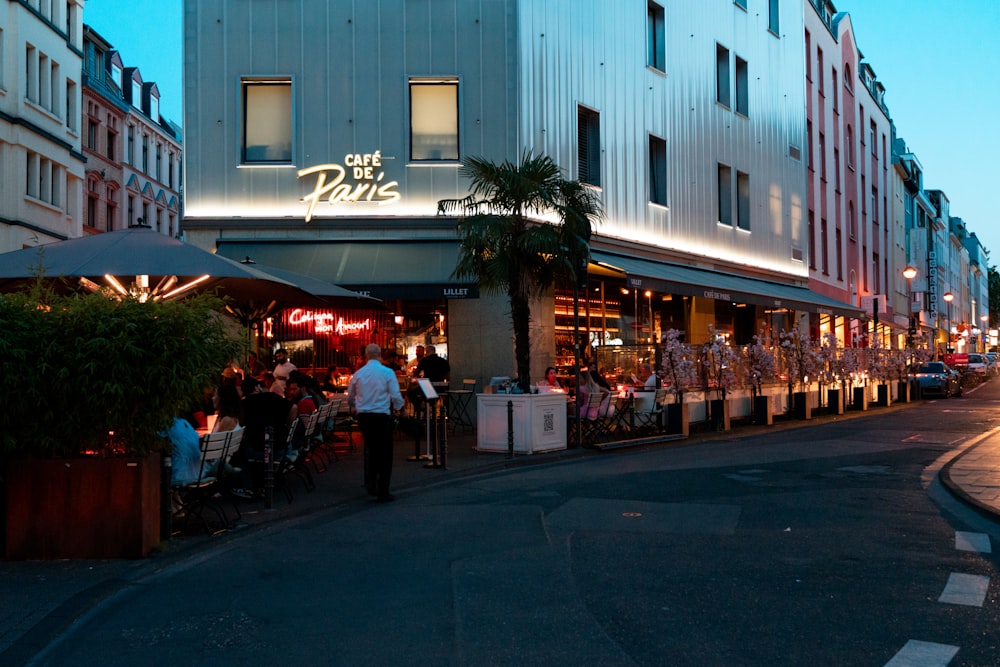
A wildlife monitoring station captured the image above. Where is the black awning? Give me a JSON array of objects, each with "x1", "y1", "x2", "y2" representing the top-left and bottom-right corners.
[
  {"x1": 591, "y1": 251, "x2": 866, "y2": 319},
  {"x1": 216, "y1": 240, "x2": 478, "y2": 300}
]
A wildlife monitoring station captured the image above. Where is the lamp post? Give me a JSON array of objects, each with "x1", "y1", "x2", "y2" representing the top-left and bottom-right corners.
[
  {"x1": 943, "y1": 292, "x2": 954, "y2": 355},
  {"x1": 981, "y1": 314, "x2": 989, "y2": 353},
  {"x1": 902, "y1": 266, "x2": 917, "y2": 349}
]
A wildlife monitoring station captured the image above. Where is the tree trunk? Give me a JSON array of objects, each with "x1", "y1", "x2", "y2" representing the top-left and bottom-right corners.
[{"x1": 510, "y1": 289, "x2": 532, "y2": 393}]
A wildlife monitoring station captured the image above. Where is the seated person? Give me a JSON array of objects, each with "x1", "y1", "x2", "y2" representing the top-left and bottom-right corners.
[
  {"x1": 638, "y1": 362, "x2": 661, "y2": 389},
  {"x1": 536, "y1": 366, "x2": 564, "y2": 393},
  {"x1": 576, "y1": 367, "x2": 614, "y2": 420},
  {"x1": 230, "y1": 377, "x2": 298, "y2": 498}
]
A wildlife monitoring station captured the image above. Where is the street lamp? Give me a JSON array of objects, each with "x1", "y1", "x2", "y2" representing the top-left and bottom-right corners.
[
  {"x1": 943, "y1": 292, "x2": 954, "y2": 355},
  {"x1": 902, "y1": 266, "x2": 917, "y2": 348},
  {"x1": 981, "y1": 314, "x2": 989, "y2": 352}
]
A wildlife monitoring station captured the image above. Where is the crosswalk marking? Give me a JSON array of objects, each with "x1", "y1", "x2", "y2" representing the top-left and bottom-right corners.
[
  {"x1": 884, "y1": 640, "x2": 959, "y2": 666},
  {"x1": 954, "y1": 531, "x2": 991, "y2": 553},
  {"x1": 938, "y1": 573, "x2": 990, "y2": 607}
]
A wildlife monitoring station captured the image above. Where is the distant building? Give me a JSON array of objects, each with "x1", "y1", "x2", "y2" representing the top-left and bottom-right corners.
[
  {"x1": 0, "y1": 0, "x2": 86, "y2": 253},
  {"x1": 82, "y1": 25, "x2": 182, "y2": 237}
]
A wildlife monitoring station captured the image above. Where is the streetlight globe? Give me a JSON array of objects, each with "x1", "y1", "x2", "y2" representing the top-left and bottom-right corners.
[
  {"x1": 902, "y1": 266, "x2": 917, "y2": 280},
  {"x1": 943, "y1": 292, "x2": 954, "y2": 303}
]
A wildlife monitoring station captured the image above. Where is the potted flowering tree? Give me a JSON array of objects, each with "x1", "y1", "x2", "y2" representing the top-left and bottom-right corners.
[
  {"x1": 779, "y1": 327, "x2": 819, "y2": 419},
  {"x1": 745, "y1": 330, "x2": 777, "y2": 425},
  {"x1": 700, "y1": 325, "x2": 737, "y2": 431},
  {"x1": 840, "y1": 346, "x2": 869, "y2": 410},
  {"x1": 870, "y1": 339, "x2": 893, "y2": 407},
  {"x1": 660, "y1": 328, "x2": 696, "y2": 435},
  {"x1": 820, "y1": 333, "x2": 846, "y2": 414}
]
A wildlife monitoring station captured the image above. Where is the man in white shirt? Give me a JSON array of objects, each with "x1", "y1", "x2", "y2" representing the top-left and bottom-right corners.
[
  {"x1": 272, "y1": 348, "x2": 296, "y2": 396},
  {"x1": 348, "y1": 343, "x2": 405, "y2": 502}
]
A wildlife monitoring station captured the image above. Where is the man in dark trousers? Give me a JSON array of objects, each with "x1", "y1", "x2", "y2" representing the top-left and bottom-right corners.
[
  {"x1": 230, "y1": 377, "x2": 297, "y2": 498},
  {"x1": 348, "y1": 343, "x2": 405, "y2": 502}
]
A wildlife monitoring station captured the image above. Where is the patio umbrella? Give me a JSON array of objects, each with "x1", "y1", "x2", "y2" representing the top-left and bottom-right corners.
[{"x1": 0, "y1": 226, "x2": 324, "y2": 322}]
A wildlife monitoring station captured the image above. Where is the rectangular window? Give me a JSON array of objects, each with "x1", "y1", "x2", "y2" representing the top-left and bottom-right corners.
[
  {"x1": 736, "y1": 171, "x2": 750, "y2": 230},
  {"x1": 735, "y1": 56, "x2": 748, "y2": 116},
  {"x1": 871, "y1": 186, "x2": 878, "y2": 224},
  {"x1": 716, "y1": 44, "x2": 730, "y2": 108},
  {"x1": 131, "y1": 79, "x2": 142, "y2": 108},
  {"x1": 821, "y1": 218, "x2": 829, "y2": 275},
  {"x1": 834, "y1": 147, "x2": 840, "y2": 190},
  {"x1": 87, "y1": 117, "x2": 98, "y2": 150},
  {"x1": 142, "y1": 134, "x2": 148, "y2": 173},
  {"x1": 127, "y1": 126, "x2": 134, "y2": 165},
  {"x1": 87, "y1": 194, "x2": 97, "y2": 228},
  {"x1": 831, "y1": 67, "x2": 838, "y2": 112},
  {"x1": 870, "y1": 120, "x2": 877, "y2": 156},
  {"x1": 578, "y1": 105, "x2": 601, "y2": 187},
  {"x1": 873, "y1": 252, "x2": 880, "y2": 294},
  {"x1": 106, "y1": 128, "x2": 115, "y2": 160},
  {"x1": 807, "y1": 120, "x2": 813, "y2": 171},
  {"x1": 242, "y1": 79, "x2": 293, "y2": 164},
  {"x1": 817, "y1": 48, "x2": 824, "y2": 96},
  {"x1": 26, "y1": 44, "x2": 37, "y2": 102},
  {"x1": 835, "y1": 228, "x2": 843, "y2": 280},
  {"x1": 808, "y1": 211, "x2": 816, "y2": 270},
  {"x1": 818, "y1": 132, "x2": 826, "y2": 181},
  {"x1": 127, "y1": 195, "x2": 134, "y2": 225},
  {"x1": 155, "y1": 144, "x2": 162, "y2": 181},
  {"x1": 768, "y1": 0, "x2": 779, "y2": 34},
  {"x1": 409, "y1": 79, "x2": 459, "y2": 161},
  {"x1": 65, "y1": 79, "x2": 76, "y2": 131},
  {"x1": 150, "y1": 95, "x2": 159, "y2": 121},
  {"x1": 717, "y1": 163, "x2": 733, "y2": 226},
  {"x1": 648, "y1": 134, "x2": 667, "y2": 206},
  {"x1": 647, "y1": 2, "x2": 665, "y2": 71},
  {"x1": 804, "y1": 31, "x2": 811, "y2": 81}
]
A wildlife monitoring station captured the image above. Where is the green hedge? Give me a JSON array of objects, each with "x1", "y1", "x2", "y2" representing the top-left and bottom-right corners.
[{"x1": 0, "y1": 287, "x2": 243, "y2": 458}]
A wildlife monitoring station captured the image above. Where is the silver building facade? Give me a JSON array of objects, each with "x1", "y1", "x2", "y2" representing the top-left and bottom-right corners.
[{"x1": 182, "y1": 0, "x2": 862, "y2": 384}]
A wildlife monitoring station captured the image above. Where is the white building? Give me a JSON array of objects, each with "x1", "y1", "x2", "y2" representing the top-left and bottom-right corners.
[
  {"x1": 183, "y1": 0, "x2": 862, "y2": 382},
  {"x1": 0, "y1": 0, "x2": 86, "y2": 253}
]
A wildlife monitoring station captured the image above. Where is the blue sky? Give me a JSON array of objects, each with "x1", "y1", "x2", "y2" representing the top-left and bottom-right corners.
[{"x1": 81, "y1": 1, "x2": 1000, "y2": 264}]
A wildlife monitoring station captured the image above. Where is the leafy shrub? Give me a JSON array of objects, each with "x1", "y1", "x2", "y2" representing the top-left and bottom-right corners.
[{"x1": 0, "y1": 287, "x2": 243, "y2": 458}]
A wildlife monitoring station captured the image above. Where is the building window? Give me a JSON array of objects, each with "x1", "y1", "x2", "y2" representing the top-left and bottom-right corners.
[
  {"x1": 848, "y1": 202, "x2": 856, "y2": 239},
  {"x1": 871, "y1": 186, "x2": 878, "y2": 224},
  {"x1": 111, "y1": 62, "x2": 122, "y2": 88},
  {"x1": 716, "y1": 44, "x2": 730, "y2": 108},
  {"x1": 808, "y1": 211, "x2": 816, "y2": 270},
  {"x1": 870, "y1": 120, "x2": 877, "y2": 157},
  {"x1": 127, "y1": 125, "x2": 134, "y2": 165},
  {"x1": 846, "y1": 124, "x2": 854, "y2": 168},
  {"x1": 106, "y1": 128, "x2": 116, "y2": 160},
  {"x1": 768, "y1": 0, "x2": 779, "y2": 34},
  {"x1": 804, "y1": 30, "x2": 811, "y2": 81},
  {"x1": 844, "y1": 64, "x2": 853, "y2": 92},
  {"x1": 834, "y1": 147, "x2": 840, "y2": 190},
  {"x1": 647, "y1": 2, "x2": 665, "y2": 72},
  {"x1": 831, "y1": 67, "x2": 838, "y2": 112},
  {"x1": 821, "y1": 218, "x2": 829, "y2": 275},
  {"x1": 86, "y1": 191, "x2": 97, "y2": 228},
  {"x1": 816, "y1": 48, "x2": 824, "y2": 96},
  {"x1": 807, "y1": 121, "x2": 813, "y2": 172},
  {"x1": 127, "y1": 195, "x2": 135, "y2": 225},
  {"x1": 735, "y1": 56, "x2": 748, "y2": 116},
  {"x1": 131, "y1": 79, "x2": 142, "y2": 108},
  {"x1": 155, "y1": 143, "x2": 162, "y2": 181},
  {"x1": 717, "y1": 163, "x2": 733, "y2": 226},
  {"x1": 168, "y1": 152, "x2": 175, "y2": 188},
  {"x1": 873, "y1": 252, "x2": 880, "y2": 294},
  {"x1": 25, "y1": 151, "x2": 61, "y2": 207},
  {"x1": 87, "y1": 116, "x2": 98, "y2": 150},
  {"x1": 818, "y1": 132, "x2": 826, "y2": 181},
  {"x1": 409, "y1": 79, "x2": 459, "y2": 161},
  {"x1": 142, "y1": 134, "x2": 148, "y2": 173},
  {"x1": 835, "y1": 228, "x2": 842, "y2": 280},
  {"x1": 242, "y1": 79, "x2": 293, "y2": 164},
  {"x1": 66, "y1": 79, "x2": 77, "y2": 131},
  {"x1": 648, "y1": 134, "x2": 667, "y2": 206},
  {"x1": 736, "y1": 171, "x2": 750, "y2": 230},
  {"x1": 578, "y1": 105, "x2": 601, "y2": 187},
  {"x1": 150, "y1": 94, "x2": 159, "y2": 121}
]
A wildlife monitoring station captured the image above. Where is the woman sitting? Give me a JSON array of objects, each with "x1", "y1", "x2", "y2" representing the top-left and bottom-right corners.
[{"x1": 536, "y1": 366, "x2": 564, "y2": 393}]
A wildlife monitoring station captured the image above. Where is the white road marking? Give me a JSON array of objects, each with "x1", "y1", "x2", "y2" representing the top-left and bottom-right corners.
[
  {"x1": 955, "y1": 531, "x2": 992, "y2": 553},
  {"x1": 938, "y1": 572, "x2": 990, "y2": 607},
  {"x1": 884, "y1": 640, "x2": 959, "y2": 666}
]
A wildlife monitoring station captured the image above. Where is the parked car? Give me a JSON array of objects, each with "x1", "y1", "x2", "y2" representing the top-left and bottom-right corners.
[
  {"x1": 965, "y1": 353, "x2": 989, "y2": 377},
  {"x1": 910, "y1": 362, "x2": 962, "y2": 398},
  {"x1": 985, "y1": 352, "x2": 1000, "y2": 377}
]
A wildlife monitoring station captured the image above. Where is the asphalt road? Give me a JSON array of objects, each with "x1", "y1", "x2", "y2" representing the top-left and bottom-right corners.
[{"x1": 28, "y1": 392, "x2": 1000, "y2": 666}]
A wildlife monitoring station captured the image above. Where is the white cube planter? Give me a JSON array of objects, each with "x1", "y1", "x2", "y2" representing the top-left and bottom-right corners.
[{"x1": 476, "y1": 393, "x2": 568, "y2": 454}]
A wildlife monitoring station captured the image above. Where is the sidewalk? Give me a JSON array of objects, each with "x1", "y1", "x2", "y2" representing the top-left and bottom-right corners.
[{"x1": 3, "y1": 391, "x2": 999, "y2": 665}]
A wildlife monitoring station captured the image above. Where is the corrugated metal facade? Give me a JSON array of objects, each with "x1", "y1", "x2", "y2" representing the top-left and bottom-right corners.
[
  {"x1": 517, "y1": 0, "x2": 807, "y2": 278},
  {"x1": 184, "y1": 0, "x2": 807, "y2": 281}
]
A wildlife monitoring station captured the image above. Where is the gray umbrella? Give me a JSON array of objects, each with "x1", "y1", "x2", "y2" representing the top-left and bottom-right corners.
[{"x1": 0, "y1": 226, "x2": 323, "y2": 322}]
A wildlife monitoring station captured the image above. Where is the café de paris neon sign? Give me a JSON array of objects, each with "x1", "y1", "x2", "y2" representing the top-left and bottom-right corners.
[
  {"x1": 288, "y1": 309, "x2": 371, "y2": 336},
  {"x1": 297, "y1": 151, "x2": 401, "y2": 222}
]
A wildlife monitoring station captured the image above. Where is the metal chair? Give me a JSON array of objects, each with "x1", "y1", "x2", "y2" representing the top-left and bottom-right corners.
[
  {"x1": 173, "y1": 429, "x2": 233, "y2": 534},
  {"x1": 448, "y1": 378, "x2": 477, "y2": 433}
]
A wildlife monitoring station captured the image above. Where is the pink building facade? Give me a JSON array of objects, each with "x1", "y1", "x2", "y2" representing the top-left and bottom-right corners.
[{"x1": 804, "y1": 0, "x2": 894, "y2": 347}]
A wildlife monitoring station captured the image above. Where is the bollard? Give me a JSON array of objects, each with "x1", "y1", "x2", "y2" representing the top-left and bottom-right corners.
[
  {"x1": 507, "y1": 399, "x2": 514, "y2": 459},
  {"x1": 440, "y1": 401, "x2": 448, "y2": 469}
]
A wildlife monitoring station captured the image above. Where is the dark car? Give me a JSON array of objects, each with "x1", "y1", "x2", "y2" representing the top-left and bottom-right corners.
[{"x1": 910, "y1": 362, "x2": 962, "y2": 398}]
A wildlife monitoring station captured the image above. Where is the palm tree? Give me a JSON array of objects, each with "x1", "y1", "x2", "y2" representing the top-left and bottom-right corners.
[{"x1": 438, "y1": 152, "x2": 601, "y2": 393}]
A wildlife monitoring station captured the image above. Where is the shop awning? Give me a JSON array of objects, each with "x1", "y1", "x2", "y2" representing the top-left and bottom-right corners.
[
  {"x1": 215, "y1": 240, "x2": 478, "y2": 300},
  {"x1": 590, "y1": 251, "x2": 866, "y2": 319}
]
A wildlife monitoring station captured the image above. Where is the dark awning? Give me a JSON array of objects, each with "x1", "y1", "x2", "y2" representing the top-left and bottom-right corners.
[
  {"x1": 215, "y1": 240, "x2": 478, "y2": 300},
  {"x1": 590, "y1": 251, "x2": 866, "y2": 319}
]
